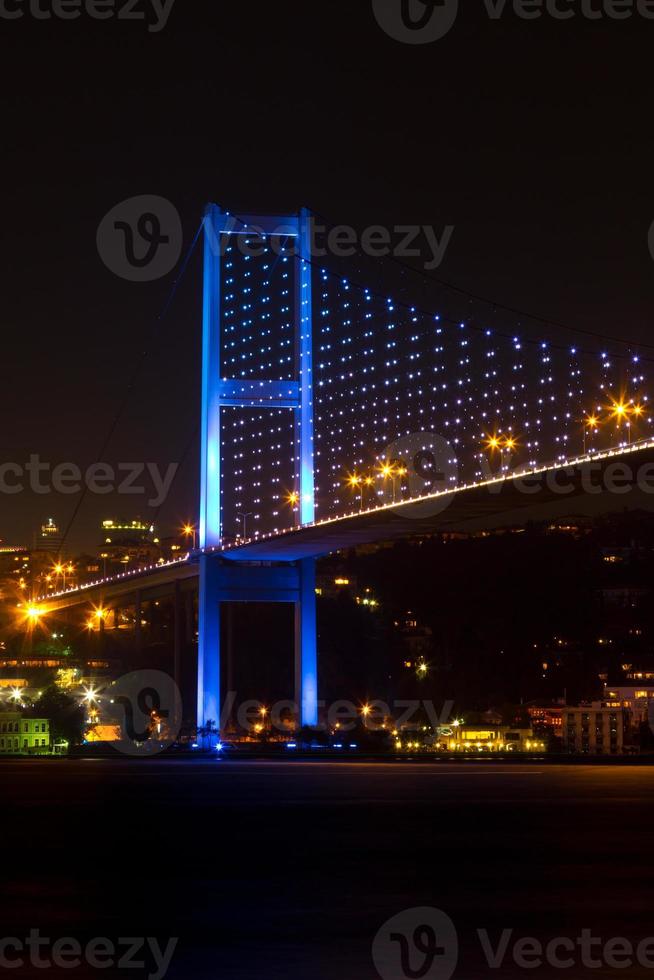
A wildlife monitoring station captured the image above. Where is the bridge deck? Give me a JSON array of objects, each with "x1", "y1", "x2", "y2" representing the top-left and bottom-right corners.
[
  {"x1": 224, "y1": 440, "x2": 654, "y2": 561},
  {"x1": 40, "y1": 440, "x2": 654, "y2": 610}
]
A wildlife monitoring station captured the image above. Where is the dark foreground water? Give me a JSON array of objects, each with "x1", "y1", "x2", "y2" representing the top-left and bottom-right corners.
[{"x1": 2, "y1": 759, "x2": 654, "y2": 979}]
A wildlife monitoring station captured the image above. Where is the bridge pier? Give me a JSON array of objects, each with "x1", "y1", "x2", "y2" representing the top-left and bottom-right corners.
[
  {"x1": 294, "y1": 558, "x2": 318, "y2": 729},
  {"x1": 173, "y1": 580, "x2": 182, "y2": 692},
  {"x1": 196, "y1": 556, "x2": 318, "y2": 735},
  {"x1": 134, "y1": 590, "x2": 143, "y2": 656}
]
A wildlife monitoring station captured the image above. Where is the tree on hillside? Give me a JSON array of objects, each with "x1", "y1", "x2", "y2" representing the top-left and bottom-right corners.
[{"x1": 31, "y1": 687, "x2": 86, "y2": 746}]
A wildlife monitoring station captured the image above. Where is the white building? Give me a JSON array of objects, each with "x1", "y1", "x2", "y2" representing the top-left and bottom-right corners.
[{"x1": 603, "y1": 684, "x2": 654, "y2": 725}]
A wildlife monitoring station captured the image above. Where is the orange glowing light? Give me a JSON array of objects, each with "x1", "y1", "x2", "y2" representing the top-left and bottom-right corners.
[
  {"x1": 608, "y1": 398, "x2": 630, "y2": 420},
  {"x1": 377, "y1": 461, "x2": 396, "y2": 479}
]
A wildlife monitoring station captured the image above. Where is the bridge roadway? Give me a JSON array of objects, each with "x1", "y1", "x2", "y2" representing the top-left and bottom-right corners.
[{"x1": 40, "y1": 438, "x2": 654, "y2": 613}]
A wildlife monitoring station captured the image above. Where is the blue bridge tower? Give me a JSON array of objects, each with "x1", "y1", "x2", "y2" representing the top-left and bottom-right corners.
[{"x1": 197, "y1": 205, "x2": 317, "y2": 733}]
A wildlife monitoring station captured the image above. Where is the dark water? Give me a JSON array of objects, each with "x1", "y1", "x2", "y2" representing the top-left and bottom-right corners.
[{"x1": 3, "y1": 759, "x2": 654, "y2": 978}]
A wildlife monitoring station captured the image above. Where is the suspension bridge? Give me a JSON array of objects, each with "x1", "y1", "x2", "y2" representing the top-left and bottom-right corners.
[{"x1": 36, "y1": 204, "x2": 654, "y2": 732}]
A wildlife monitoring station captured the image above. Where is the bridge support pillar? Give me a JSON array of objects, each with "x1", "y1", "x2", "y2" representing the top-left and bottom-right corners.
[
  {"x1": 134, "y1": 591, "x2": 143, "y2": 656},
  {"x1": 295, "y1": 558, "x2": 318, "y2": 729},
  {"x1": 173, "y1": 581, "x2": 182, "y2": 692},
  {"x1": 196, "y1": 556, "x2": 319, "y2": 734},
  {"x1": 197, "y1": 555, "x2": 221, "y2": 733}
]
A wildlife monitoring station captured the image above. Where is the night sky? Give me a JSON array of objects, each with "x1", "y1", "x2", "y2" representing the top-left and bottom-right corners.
[{"x1": 2, "y1": 1, "x2": 654, "y2": 552}]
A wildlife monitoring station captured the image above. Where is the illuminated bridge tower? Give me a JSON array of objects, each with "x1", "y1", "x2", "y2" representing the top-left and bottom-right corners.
[{"x1": 197, "y1": 205, "x2": 317, "y2": 733}]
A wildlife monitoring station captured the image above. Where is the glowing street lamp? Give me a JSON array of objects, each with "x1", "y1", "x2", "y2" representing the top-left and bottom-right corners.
[
  {"x1": 377, "y1": 459, "x2": 408, "y2": 503},
  {"x1": 608, "y1": 398, "x2": 631, "y2": 444},
  {"x1": 395, "y1": 465, "x2": 409, "y2": 502},
  {"x1": 182, "y1": 524, "x2": 197, "y2": 550},
  {"x1": 484, "y1": 434, "x2": 502, "y2": 459},
  {"x1": 362, "y1": 475, "x2": 374, "y2": 509},
  {"x1": 345, "y1": 472, "x2": 365, "y2": 511},
  {"x1": 630, "y1": 403, "x2": 647, "y2": 442},
  {"x1": 237, "y1": 512, "x2": 253, "y2": 540},
  {"x1": 583, "y1": 413, "x2": 600, "y2": 454},
  {"x1": 92, "y1": 608, "x2": 108, "y2": 629},
  {"x1": 23, "y1": 604, "x2": 45, "y2": 630}
]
